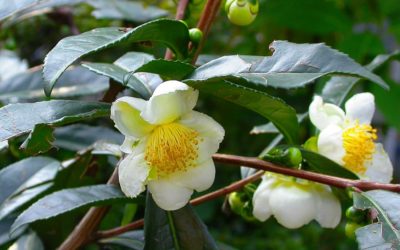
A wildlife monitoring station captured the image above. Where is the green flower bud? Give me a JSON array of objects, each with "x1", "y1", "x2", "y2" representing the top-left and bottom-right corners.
[
  {"x1": 345, "y1": 206, "x2": 365, "y2": 223},
  {"x1": 287, "y1": 147, "x2": 302, "y2": 167},
  {"x1": 261, "y1": 147, "x2": 302, "y2": 167},
  {"x1": 189, "y1": 28, "x2": 203, "y2": 44},
  {"x1": 345, "y1": 222, "x2": 362, "y2": 239},
  {"x1": 303, "y1": 136, "x2": 318, "y2": 152},
  {"x1": 228, "y1": 192, "x2": 244, "y2": 214},
  {"x1": 226, "y1": 0, "x2": 259, "y2": 26}
]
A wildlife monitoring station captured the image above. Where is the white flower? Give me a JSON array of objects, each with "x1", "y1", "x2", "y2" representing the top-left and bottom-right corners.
[
  {"x1": 0, "y1": 50, "x2": 28, "y2": 82},
  {"x1": 111, "y1": 80, "x2": 225, "y2": 211},
  {"x1": 252, "y1": 173, "x2": 341, "y2": 229},
  {"x1": 309, "y1": 93, "x2": 393, "y2": 183}
]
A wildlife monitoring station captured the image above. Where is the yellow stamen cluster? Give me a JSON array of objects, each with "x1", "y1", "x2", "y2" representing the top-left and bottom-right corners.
[
  {"x1": 342, "y1": 123, "x2": 377, "y2": 174},
  {"x1": 145, "y1": 123, "x2": 199, "y2": 177}
]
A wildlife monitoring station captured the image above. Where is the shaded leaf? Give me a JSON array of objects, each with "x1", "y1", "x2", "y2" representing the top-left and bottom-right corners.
[
  {"x1": 0, "y1": 100, "x2": 110, "y2": 141},
  {"x1": 135, "y1": 59, "x2": 195, "y2": 80},
  {"x1": 8, "y1": 231, "x2": 44, "y2": 250},
  {"x1": 20, "y1": 124, "x2": 55, "y2": 155},
  {"x1": 44, "y1": 19, "x2": 189, "y2": 95},
  {"x1": 0, "y1": 0, "x2": 38, "y2": 21},
  {"x1": 300, "y1": 149, "x2": 359, "y2": 179},
  {"x1": 100, "y1": 230, "x2": 144, "y2": 250},
  {"x1": 11, "y1": 185, "x2": 133, "y2": 234},
  {"x1": 251, "y1": 113, "x2": 307, "y2": 135},
  {"x1": 0, "y1": 216, "x2": 27, "y2": 245},
  {"x1": 144, "y1": 194, "x2": 218, "y2": 250},
  {"x1": 353, "y1": 190, "x2": 400, "y2": 249}
]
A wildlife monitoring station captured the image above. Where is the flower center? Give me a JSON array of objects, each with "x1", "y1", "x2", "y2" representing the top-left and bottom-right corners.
[
  {"x1": 342, "y1": 123, "x2": 377, "y2": 174},
  {"x1": 145, "y1": 123, "x2": 199, "y2": 178}
]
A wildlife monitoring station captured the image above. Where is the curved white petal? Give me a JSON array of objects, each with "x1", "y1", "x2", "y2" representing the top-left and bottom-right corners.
[
  {"x1": 142, "y1": 81, "x2": 199, "y2": 125},
  {"x1": 345, "y1": 92, "x2": 375, "y2": 125},
  {"x1": 364, "y1": 143, "x2": 393, "y2": 183},
  {"x1": 169, "y1": 159, "x2": 215, "y2": 192},
  {"x1": 119, "y1": 153, "x2": 150, "y2": 198},
  {"x1": 120, "y1": 137, "x2": 136, "y2": 154},
  {"x1": 314, "y1": 185, "x2": 342, "y2": 228},
  {"x1": 309, "y1": 96, "x2": 345, "y2": 130},
  {"x1": 111, "y1": 97, "x2": 154, "y2": 138},
  {"x1": 148, "y1": 179, "x2": 193, "y2": 211},
  {"x1": 318, "y1": 125, "x2": 345, "y2": 165},
  {"x1": 269, "y1": 184, "x2": 317, "y2": 229},
  {"x1": 179, "y1": 111, "x2": 225, "y2": 162},
  {"x1": 252, "y1": 177, "x2": 276, "y2": 221}
]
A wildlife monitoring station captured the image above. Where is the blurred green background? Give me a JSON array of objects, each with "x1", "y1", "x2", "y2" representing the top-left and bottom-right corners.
[{"x1": 1, "y1": 0, "x2": 400, "y2": 249}]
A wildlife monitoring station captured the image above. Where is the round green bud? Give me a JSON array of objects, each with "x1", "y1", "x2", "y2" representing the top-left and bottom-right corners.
[
  {"x1": 228, "y1": 192, "x2": 244, "y2": 214},
  {"x1": 286, "y1": 147, "x2": 302, "y2": 167},
  {"x1": 346, "y1": 206, "x2": 365, "y2": 223},
  {"x1": 345, "y1": 222, "x2": 362, "y2": 239},
  {"x1": 226, "y1": 0, "x2": 259, "y2": 26},
  {"x1": 189, "y1": 28, "x2": 203, "y2": 44},
  {"x1": 303, "y1": 136, "x2": 318, "y2": 152}
]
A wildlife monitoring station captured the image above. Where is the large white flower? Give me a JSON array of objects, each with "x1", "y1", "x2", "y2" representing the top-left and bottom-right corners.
[
  {"x1": 252, "y1": 173, "x2": 341, "y2": 229},
  {"x1": 111, "y1": 80, "x2": 225, "y2": 211},
  {"x1": 309, "y1": 93, "x2": 393, "y2": 183}
]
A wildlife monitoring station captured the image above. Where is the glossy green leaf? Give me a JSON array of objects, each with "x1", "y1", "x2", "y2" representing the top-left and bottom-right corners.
[
  {"x1": 100, "y1": 231, "x2": 144, "y2": 250},
  {"x1": 240, "y1": 41, "x2": 388, "y2": 89},
  {"x1": 0, "y1": 216, "x2": 27, "y2": 245},
  {"x1": 8, "y1": 231, "x2": 44, "y2": 250},
  {"x1": 251, "y1": 113, "x2": 307, "y2": 135},
  {"x1": 321, "y1": 51, "x2": 400, "y2": 105},
  {"x1": 0, "y1": 0, "x2": 38, "y2": 21},
  {"x1": 11, "y1": 185, "x2": 133, "y2": 234},
  {"x1": 90, "y1": 0, "x2": 167, "y2": 22},
  {"x1": 186, "y1": 79, "x2": 299, "y2": 144},
  {"x1": 144, "y1": 194, "x2": 218, "y2": 250},
  {"x1": 135, "y1": 59, "x2": 195, "y2": 80},
  {"x1": 20, "y1": 124, "x2": 55, "y2": 155},
  {"x1": 300, "y1": 149, "x2": 359, "y2": 179},
  {"x1": 44, "y1": 19, "x2": 189, "y2": 96},
  {"x1": 353, "y1": 190, "x2": 400, "y2": 249},
  {"x1": 0, "y1": 100, "x2": 110, "y2": 141},
  {"x1": 0, "y1": 66, "x2": 109, "y2": 103}
]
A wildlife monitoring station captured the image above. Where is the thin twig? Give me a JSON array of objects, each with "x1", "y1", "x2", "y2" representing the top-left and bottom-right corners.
[{"x1": 94, "y1": 171, "x2": 264, "y2": 240}]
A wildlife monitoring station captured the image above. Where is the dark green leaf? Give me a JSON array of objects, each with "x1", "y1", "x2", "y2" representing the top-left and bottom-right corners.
[
  {"x1": 186, "y1": 79, "x2": 299, "y2": 144},
  {"x1": 300, "y1": 149, "x2": 359, "y2": 179},
  {"x1": 0, "y1": 66, "x2": 109, "y2": 103},
  {"x1": 8, "y1": 231, "x2": 44, "y2": 250},
  {"x1": 144, "y1": 194, "x2": 218, "y2": 250},
  {"x1": 90, "y1": 0, "x2": 167, "y2": 22},
  {"x1": 353, "y1": 190, "x2": 400, "y2": 249},
  {"x1": 372, "y1": 79, "x2": 400, "y2": 131},
  {"x1": 321, "y1": 51, "x2": 400, "y2": 105},
  {"x1": 44, "y1": 19, "x2": 189, "y2": 96},
  {"x1": 0, "y1": 216, "x2": 27, "y2": 245},
  {"x1": 20, "y1": 124, "x2": 55, "y2": 155},
  {"x1": 135, "y1": 59, "x2": 195, "y2": 80},
  {"x1": 11, "y1": 185, "x2": 133, "y2": 234},
  {"x1": 0, "y1": 100, "x2": 110, "y2": 141},
  {"x1": 251, "y1": 113, "x2": 307, "y2": 135},
  {"x1": 100, "y1": 231, "x2": 144, "y2": 250},
  {"x1": 0, "y1": 157, "x2": 60, "y2": 204}
]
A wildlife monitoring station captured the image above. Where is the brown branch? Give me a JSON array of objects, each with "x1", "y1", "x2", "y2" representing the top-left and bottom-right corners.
[
  {"x1": 191, "y1": 0, "x2": 223, "y2": 64},
  {"x1": 94, "y1": 171, "x2": 264, "y2": 240},
  {"x1": 212, "y1": 153, "x2": 400, "y2": 192}
]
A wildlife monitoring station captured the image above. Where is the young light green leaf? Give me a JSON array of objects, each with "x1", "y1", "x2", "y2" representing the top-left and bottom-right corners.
[
  {"x1": 135, "y1": 59, "x2": 195, "y2": 80},
  {"x1": 144, "y1": 194, "x2": 218, "y2": 250},
  {"x1": 353, "y1": 190, "x2": 400, "y2": 249},
  {"x1": 0, "y1": 100, "x2": 110, "y2": 141},
  {"x1": 20, "y1": 124, "x2": 55, "y2": 155},
  {"x1": 186, "y1": 79, "x2": 299, "y2": 144},
  {"x1": 11, "y1": 185, "x2": 133, "y2": 234},
  {"x1": 300, "y1": 149, "x2": 359, "y2": 179},
  {"x1": 321, "y1": 51, "x2": 400, "y2": 105},
  {"x1": 44, "y1": 19, "x2": 189, "y2": 96}
]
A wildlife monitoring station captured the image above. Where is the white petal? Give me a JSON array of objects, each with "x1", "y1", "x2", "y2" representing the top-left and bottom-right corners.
[
  {"x1": 119, "y1": 153, "x2": 150, "y2": 197},
  {"x1": 179, "y1": 111, "x2": 225, "y2": 162},
  {"x1": 252, "y1": 177, "x2": 276, "y2": 221},
  {"x1": 148, "y1": 179, "x2": 193, "y2": 211},
  {"x1": 309, "y1": 96, "x2": 345, "y2": 130},
  {"x1": 169, "y1": 159, "x2": 215, "y2": 192},
  {"x1": 345, "y1": 92, "x2": 375, "y2": 124},
  {"x1": 314, "y1": 185, "x2": 342, "y2": 228},
  {"x1": 142, "y1": 81, "x2": 199, "y2": 125},
  {"x1": 111, "y1": 97, "x2": 154, "y2": 138},
  {"x1": 318, "y1": 125, "x2": 345, "y2": 165},
  {"x1": 269, "y1": 184, "x2": 317, "y2": 229},
  {"x1": 364, "y1": 143, "x2": 393, "y2": 183}
]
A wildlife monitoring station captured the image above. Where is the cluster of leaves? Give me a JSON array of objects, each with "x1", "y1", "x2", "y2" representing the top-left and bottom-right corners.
[{"x1": 1, "y1": 0, "x2": 400, "y2": 249}]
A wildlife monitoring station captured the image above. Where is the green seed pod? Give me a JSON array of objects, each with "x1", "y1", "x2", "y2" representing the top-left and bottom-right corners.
[
  {"x1": 225, "y1": 0, "x2": 259, "y2": 26},
  {"x1": 345, "y1": 222, "x2": 362, "y2": 239},
  {"x1": 189, "y1": 28, "x2": 203, "y2": 44},
  {"x1": 261, "y1": 147, "x2": 302, "y2": 167},
  {"x1": 286, "y1": 147, "x2": 302, "y2": 167},
  {"x1": 346, "y1": 206, "x2": 365, "y2": 223}
]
